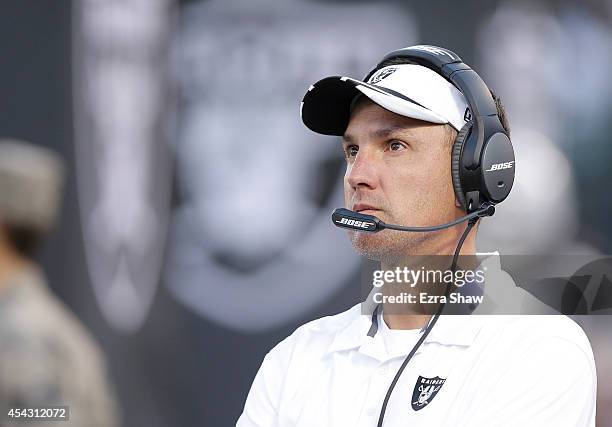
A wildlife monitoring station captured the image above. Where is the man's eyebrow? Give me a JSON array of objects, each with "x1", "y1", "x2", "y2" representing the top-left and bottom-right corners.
[
  {"x1": 341, "y1": 134, "x2": 353, "y2": 144},
  {"x1": 343, "y1": 125, "x2": 414, "y2": 143}
]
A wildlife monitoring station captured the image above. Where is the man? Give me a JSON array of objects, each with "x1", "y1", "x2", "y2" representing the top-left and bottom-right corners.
[
  {"x1": 237, "y1": 46, "x2": 596, "y2": 426},
  {"x1": 0, "y1": 139, "x2": 119, "y2": 426}
]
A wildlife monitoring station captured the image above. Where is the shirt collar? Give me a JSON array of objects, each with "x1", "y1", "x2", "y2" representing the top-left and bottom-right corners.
[{"x1": 325, "y1": 307, "x2": 374, "y2": 355}]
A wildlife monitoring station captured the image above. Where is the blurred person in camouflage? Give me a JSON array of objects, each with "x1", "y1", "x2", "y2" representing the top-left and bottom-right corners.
[{"x1": 0, "y1": 139, "x2": 119, "y2": 427}]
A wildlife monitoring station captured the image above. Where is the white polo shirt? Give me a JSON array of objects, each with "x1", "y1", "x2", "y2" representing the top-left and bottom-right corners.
[{"x1": 237, "y1": 258, "x2": 597, "y2": 426}]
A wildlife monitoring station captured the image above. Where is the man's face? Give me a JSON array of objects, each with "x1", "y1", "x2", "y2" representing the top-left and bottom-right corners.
[{"x1": 342, "y1": 99, "x2": 459, "y2": 261}]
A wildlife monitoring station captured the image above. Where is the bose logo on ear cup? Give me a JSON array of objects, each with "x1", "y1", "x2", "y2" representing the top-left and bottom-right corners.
[{"x1": 485, "y1": 161, "x2": 514, "y2": 172}]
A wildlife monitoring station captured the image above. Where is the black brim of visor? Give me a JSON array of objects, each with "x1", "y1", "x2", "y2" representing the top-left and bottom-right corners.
[
  {"x1": 301, "y1": 76, "x2": 431, "y2": 137},
  {"x1": 300, "y1": 76, "x2": 364, "y2": 137}
]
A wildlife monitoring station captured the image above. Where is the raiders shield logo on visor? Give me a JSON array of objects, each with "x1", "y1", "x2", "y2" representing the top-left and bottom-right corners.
[{"x1": 368, "y1": 67, "x2": 397, "y2": 84}]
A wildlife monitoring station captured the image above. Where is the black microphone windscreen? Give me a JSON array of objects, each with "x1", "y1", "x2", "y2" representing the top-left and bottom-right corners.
[{"x1": 331, "y1": 208, "x2": 382, "y2": 232}]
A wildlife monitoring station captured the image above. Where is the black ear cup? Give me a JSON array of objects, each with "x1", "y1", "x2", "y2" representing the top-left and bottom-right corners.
[
  {"x1": 480, "y1": 132, "x2": 515, "y2": 204},
  {"x1": 451, "y1": 123, "x2": 472, "y2": 211}
]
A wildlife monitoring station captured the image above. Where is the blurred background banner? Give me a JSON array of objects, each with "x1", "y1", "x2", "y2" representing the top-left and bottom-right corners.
[
  {"x1": 1, "y1": 0, "x2": 611, "y2": 426},
  {"x1": 166, "y1": 0, "x2": 415, "y2": 332},
  {"x1": 73, "y1": 0, "x2": 175, "y2": 333}
]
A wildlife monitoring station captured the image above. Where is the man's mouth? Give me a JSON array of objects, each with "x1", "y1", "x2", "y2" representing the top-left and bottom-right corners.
[{"x1": 352, "y1": 204, "x2": 380, "y2": 214}]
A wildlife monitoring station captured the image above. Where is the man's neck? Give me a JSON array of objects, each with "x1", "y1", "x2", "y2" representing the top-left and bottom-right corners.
[
  {"x1": 0, "y1": 246, "x2": 32, "y2": 297},
  {"x1": 380, "y1": 226, "x2": 478, "y2": 330}
]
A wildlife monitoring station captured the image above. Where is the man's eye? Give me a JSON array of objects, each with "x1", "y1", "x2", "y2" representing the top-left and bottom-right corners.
[
  {"x1": 345, "y1": 145, "x2": 359, "y2": 158},
  {"x1": 389, "y1": 140, "x2": 406, "y2": 151}
]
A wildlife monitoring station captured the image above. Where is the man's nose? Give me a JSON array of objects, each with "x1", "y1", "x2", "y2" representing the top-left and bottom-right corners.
[{"x1": 346, "y1": 149, "x2": 379, "y2": 190}]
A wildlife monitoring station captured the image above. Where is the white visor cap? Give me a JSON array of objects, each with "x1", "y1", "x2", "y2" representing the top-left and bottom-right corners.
[{"x1": 301, "y1": 64, "x2": 470, "y2": 136}]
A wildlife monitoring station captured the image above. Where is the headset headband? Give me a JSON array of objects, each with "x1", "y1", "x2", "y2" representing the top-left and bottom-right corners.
[
  {"x1": 368, "y1": 46, "x2": 506, "y2": 170},
  {"x1": 363, "y1": 45, "x2": 514, "y2": 212}
]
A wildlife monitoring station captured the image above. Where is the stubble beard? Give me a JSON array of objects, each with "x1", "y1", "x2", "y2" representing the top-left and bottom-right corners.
[{"x1": 349, "y1": 229, "x2": 432, "y2": 265}]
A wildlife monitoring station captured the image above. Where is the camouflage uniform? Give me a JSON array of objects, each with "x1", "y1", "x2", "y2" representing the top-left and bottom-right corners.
[{"x1": 0, "y1": 266, "x2": 119, "y2": 427}]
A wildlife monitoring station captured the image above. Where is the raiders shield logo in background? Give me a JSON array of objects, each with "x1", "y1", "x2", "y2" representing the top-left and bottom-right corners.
[{"x1": 411, "y1": 376, "x2": 446, "y2": 411}]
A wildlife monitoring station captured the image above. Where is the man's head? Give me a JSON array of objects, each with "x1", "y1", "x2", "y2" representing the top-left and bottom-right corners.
[
  {"x1": 0, "y1": 139, "x2": 64, "y2": 261},
  {"x1": 301, "y1": 46, "x2": 511, "y2": 262}
]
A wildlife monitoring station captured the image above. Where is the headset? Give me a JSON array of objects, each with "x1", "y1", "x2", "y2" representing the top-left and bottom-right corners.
[{"x1": 330, "y1": 45, "x2": 515, "y2": 426}]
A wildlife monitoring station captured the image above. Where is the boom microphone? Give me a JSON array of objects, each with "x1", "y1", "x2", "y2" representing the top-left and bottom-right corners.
[{"x1": 331, "y1": 205, "x2": 495, "y2": 233}]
